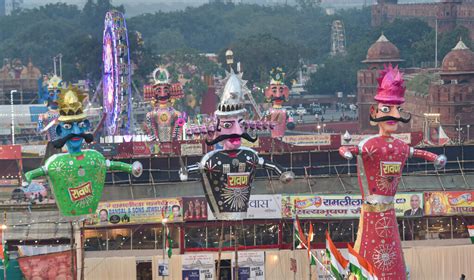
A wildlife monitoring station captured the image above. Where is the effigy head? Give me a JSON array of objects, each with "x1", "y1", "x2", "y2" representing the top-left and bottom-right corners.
[
  {"x1": 264, "y1": 67, "x2": 289, "y2": 106},
  {"x1": 46, "y1": 75, "x2": 63, "y2": 109},
  {"x1": 52, "y1": 86, "x2": 93, "y2": 153},
  {"x1": 370, "y1": 64, "x2": 411, "y2": 134},
  {"x1": 150, "y1": 67, "x2": 184, "y2": 107}
]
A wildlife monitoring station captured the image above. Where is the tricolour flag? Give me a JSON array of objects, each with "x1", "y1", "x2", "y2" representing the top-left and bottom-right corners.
[
  {"x1": 294, "y1": 216, "x2": 306, "y2": 249},
  {"x1": 468, "y1": 225, "x2": 474, "y2": 244},
  {"x1": 165, "y1": 225, "x2": 172, "y2": 258},
  {"x1": 308, "y1": 223, "x2": 316, "y2": 266},
  {"x1": 325, "y1": 231, "x2": 348, "y2": 280},
  {"x1": 0, "y1": 228, "x2": 8, "y2": 270},
  {"x1": 347, "y1": 244, "x2": 377, "y2": 280}
]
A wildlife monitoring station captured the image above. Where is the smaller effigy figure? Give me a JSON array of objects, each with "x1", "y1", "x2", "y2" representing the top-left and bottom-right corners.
[
  {"x1": 263, "y1": 67, "x2": 295, "y2": 138},
  {"x1": 144, "y1": 67, "x2": 185, "y2": 142},
  {"x1": 37, "y1": 75, "x2": 63, "y2": 141}
]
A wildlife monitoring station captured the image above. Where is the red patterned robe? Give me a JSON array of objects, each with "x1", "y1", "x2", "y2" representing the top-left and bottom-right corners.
[{"x1": 343, "y1": 135, "x2": 440, "y2": 280}]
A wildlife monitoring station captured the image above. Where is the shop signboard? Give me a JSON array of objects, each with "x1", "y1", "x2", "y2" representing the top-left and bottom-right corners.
[
  {"x1": 207, "y1": 195, "x2": 282, "y2": 220},
  {"x1": 87, "y1": 198, "x2": 182, "y2": 226}
]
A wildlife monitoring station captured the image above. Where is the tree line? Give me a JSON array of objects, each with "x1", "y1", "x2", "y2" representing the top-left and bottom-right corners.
[{"x1": 0, "y1": 0, "x2": 471, "y2": 98}]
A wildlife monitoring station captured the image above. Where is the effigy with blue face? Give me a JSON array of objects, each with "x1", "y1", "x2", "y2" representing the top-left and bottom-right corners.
[
  {"x1": 37, "y1": 75, "x2": 62, "y2": 141},
  {"x1": 179, "y1": 70, "x2": 294, "y2": 220},
  {"x1": 25, "y1": 86, "x2": 143, "y2": 216}
]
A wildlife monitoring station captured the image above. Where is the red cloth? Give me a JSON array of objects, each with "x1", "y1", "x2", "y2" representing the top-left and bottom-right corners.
[{"x1": 18, "y1": 250, "x2": 75, "y2": 280}]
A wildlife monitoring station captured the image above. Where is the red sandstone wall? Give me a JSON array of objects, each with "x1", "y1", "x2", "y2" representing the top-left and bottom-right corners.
[{"x1": 372, "y1": 2, "x2": 474, "y2": 39}]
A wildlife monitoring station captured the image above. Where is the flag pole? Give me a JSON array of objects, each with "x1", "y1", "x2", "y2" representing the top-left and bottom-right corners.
[
  {"x1": 3, "y1": 211, "x2": 6, "y2": 280},
  {"x1": 295, "y1": 234, "x2": 335, "y2": 280},
  {"x1": 162, "y1": 221, "x2": 167, "y2": 280},
  {"x1": 292, "y1": 214, "x2": 296, "y2": 280}
]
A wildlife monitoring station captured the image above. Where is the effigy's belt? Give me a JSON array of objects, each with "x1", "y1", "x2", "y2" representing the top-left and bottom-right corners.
[
  {"x1": 362, "y1": 195, "x2": 395, "y2": 213},
  {"x1": 362, "y1": 203, "x2": 394, "y2": 213}
]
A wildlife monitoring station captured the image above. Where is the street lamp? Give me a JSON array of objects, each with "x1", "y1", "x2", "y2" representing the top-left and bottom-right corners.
[
  {"x1": 467, "y1": 125, "x2": 470, "y2": 142},
  {"x1": 317, "y1": 124, "x2": 321, "y2": 134},
  {"x1": 455, "y1": 115, "x2": 462, "y2": 144},
  {"x1": 10, "y1": 90, "x2": 17, "y2": 145}
]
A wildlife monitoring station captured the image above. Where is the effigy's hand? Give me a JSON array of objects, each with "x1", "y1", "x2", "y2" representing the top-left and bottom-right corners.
[
  {"x1": 339, "y1": 146, "x2": 353, "y2": 160},
  {"x1": 179, "y1": 167, "x2": 188, "y2": 181},
  {"x1": 280, "y1": 171, "x2": 295, "y2": 184},
  {"x1": 132, "y1": 161, "x2": 143, "y2": 177},
  {"x1": 434, "y1": 154, "x2": 447, "y2": 170}
]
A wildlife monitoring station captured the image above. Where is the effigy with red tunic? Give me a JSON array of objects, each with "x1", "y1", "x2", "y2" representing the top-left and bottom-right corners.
[
  {"x1": 263, "y1": 68, "x2": 295, "y2": 138},
  {"x1": 144, "y1": 67, "x2": 185, "y2": 142},
  {"x1": 339, "y1": 65, "x2": 446, "y2": 280}
]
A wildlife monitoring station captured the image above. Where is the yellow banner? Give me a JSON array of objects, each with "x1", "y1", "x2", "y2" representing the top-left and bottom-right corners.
[
  {"x1": 87, "y1": 198, "x2": 182, "y2": 226},
  {"x1": 424, "y1": 191, "x2": 474, "y2": 216},
  {"x1": 282, "y1": 193, "x2": 423, "y2": 219}
]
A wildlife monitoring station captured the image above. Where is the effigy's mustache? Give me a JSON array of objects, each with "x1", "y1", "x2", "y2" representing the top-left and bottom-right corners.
[
  {"x1": 205, "y1": 133, "x2": 257, "y2": 146},
  {"x1": 370, "y1": 114, "x2": 411, "y2": 124},
  {"x1": 271, "y1": 96, "x2": 285, "y2": 101},
  {"x1": 51, "y1": 133, "x2": 94, "y2": 149}
]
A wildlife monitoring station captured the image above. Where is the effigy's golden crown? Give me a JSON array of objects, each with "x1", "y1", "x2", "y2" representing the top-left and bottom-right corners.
[{"x1": 57, "y1": 86, "x2": 87, "y2": 122}]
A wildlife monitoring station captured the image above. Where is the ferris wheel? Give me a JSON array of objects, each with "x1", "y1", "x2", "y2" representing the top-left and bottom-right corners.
[
  {"x1": 331, "y1": 20, "x2": 346, "y2": 56},
  {"x1": 102, "y1": 10, "x2": 132, "y2": 136}
]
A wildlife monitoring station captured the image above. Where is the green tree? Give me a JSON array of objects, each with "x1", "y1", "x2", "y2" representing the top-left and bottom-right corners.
[{"x1": 222, "y1": 34, "x2": 302, "y2": 85}]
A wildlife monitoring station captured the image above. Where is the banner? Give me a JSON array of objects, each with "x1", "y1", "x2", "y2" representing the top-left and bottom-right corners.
[
  {"x1": 242, "y1": 138, "x2": 260, "y2": 148},
  {"x1": 181, "y1": 143, "x2": 203, "y2": 156},
  {"x1": 208, "y1": 195, "x2": 282, "y2": 220},
  {"x1": 424, "y1": 191, "x2": 474, "y2": 216},
  {"x1": 87, "y1": 143, "x2": 118, "y2": 157},
  {"x1": 0, "y1": 145, "x2": 22, "y2": 159},
  {"x1": 282, "y1": 193, "x2": 423, "y2": 219},
  {"x1": 234, "y1": 251, "x2": 265, "y2": 280},
  {"x1": 282, "y1": 135, "x2": 331, "y2": 146},
  {"x1": 87, "y1": 198, "x2": 182, "y2": 226},
  {"x1": 342, "y1": 133, "x2": 411, "y2": 145},
  {"x1": 397, "y1": 193, "x2": 424, "y2": 217},
  {"x1": 182, "y1": 254, "x2": 215, "y2": 280},
  {"x1": 183, "y1": 197, "x2": 209, "y2": 221}
]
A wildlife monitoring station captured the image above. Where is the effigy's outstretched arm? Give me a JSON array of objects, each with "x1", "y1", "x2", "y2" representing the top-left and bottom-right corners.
[
  {"x1": 172, "y1": 112, "x2": 186, "y2": 140},
  {"x1": 107, "y1": 160, "x2": 143, "y2": 177},
  {"x1": 258, "y1": 157, "x2": 294, "y2": 184},
  {"x1": 338, "y1": 146, "x2": 359, "y2": 160},
  {"x1": 25, "y1": 167, "x2": 47, "y2": 183},
  {"x1": 286, "y1": 111, "x2": 295, "y2": 130},
  {"x1": 410, "y1": 148, "x2": 447, "y2": 169},
  {"x1": 37, "y1": 115, "x2": 44, "y2": 133},
  {"x1": 179, "y1": 163, "x2": 200, "y2": 181},
  {"x1": 145, "y1": 113, "x2": 157, "y2": 141}
]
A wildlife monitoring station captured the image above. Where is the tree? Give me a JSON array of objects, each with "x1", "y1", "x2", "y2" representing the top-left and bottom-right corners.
[{"x1": 222, "y1": 34, "x2": 302, "y2": 85}]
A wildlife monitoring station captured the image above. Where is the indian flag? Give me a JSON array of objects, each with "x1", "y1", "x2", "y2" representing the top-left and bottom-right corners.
[
  {"x1": 294, "y1": 216, "x2": 306, "y2": 249},
  {"x1": 165, "y1": 225, "x2": 173, "y2": 258},
  {"x1": 308, "y1": 223, "x2": 316, "y2": 266},
  {"x1": 325, "y1": 231, "x2": 349, "y2": 280},
  {"x1": 348, "y1": 244, "x2": 378, "y2": 280},
  {"x1": 468, "y1": 225, "x2": 474, "y2": 244}
]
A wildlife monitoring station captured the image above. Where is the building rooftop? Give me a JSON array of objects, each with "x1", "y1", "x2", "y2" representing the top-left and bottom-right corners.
[
  {"x1": 363, "y1": 34, "x2": 404, "y2": 64},
  {"x1": 441, "y1": 39, "x2": 474, "y2": 76}
]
